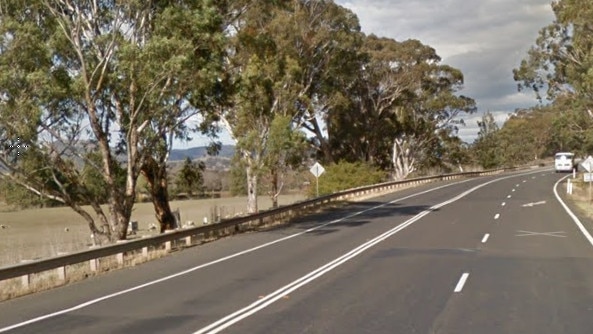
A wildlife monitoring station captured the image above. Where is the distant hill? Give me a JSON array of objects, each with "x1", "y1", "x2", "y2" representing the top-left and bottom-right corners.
[{"x1": 169, "y1": 145, "x2": 235, "y2": 162}]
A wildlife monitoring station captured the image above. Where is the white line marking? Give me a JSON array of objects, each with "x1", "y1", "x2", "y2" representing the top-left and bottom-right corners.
[
  {"x1": 516, "y1": 184, "x2": 520, "y2": 187},
  {"x1": 522, "y1": 201, "x2": 546, "y2": 207},
  {"x1": 515, "y1": 230, "x2": 566, "y2": 238},
  {"x1": 512, "y1": 189, "x2": 516, "y2": 192},
  {"x1": 554, "y1": 176, "x2": 593, "y2": 247},
  {"x1": 501, "y1": 202, "x2": 506, "y2": 206},
  {"x1": 454, "y1": 273, "x2": 470, "y2": 292},
  {"x1": 494, "y1": 213, "x2": 500, "y2": 220},
  {"x1": 481, "y1": 234, "x2": 490, "y2": 243},
  {"x1": 0, "y1": 169, "x2": 547, "y2": 334},
  {"x1": 523, "y1": 180, "x2": 527, "y2": 183},
  {"x1": 507, "y1": 195, "x2": 512, "y2": 198}
]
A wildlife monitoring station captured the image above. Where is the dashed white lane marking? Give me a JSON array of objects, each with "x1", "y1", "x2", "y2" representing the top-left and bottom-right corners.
[
  {"x1": 454, "y1": 273, "x2": 470, "y2": 292},
  {"x1": 523, "y1": 180, "x2": 527, "y2": 183},
  {"x1": 481, "y1": 234, "x2": 490, "y2": 243},
  {"x1": 507, "y1": 195, "x2": 512, "y2": 199},
  {"x1": 501, "y1": 202, "x2": 506, "y2": 206},
  {"x1": 494, "y1": 213, "x2": 500, "y2": 220},
  {"x1": 512, "y1": 189, "x2": 516, "y2": 192},
  {"x1": 516, "y1": 184, "x2": 520, "y2": 187}
]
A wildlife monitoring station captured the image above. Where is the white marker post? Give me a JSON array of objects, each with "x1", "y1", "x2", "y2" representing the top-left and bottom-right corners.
[
  {"x1": 309, "y1": 162, "x2": 325, "y2": 198},
  {"x1": 582, "y1": 156, "x2": 593, "y2": 205}
]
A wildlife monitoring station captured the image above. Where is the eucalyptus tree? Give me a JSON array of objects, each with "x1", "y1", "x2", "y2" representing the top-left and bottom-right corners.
[
  {"x1": 472, "y1": 112, "x2": 501, "y2": 169},
  {"x1": 513, "y1": 0, "x2": 593, "y2": 155},
  {"x1": 219, "y1": 0, "x2": 358, "y2": 212},
  {"x1": 336, "y1": 36, "x2": 476, "y2": 179},
  {"x1": 514, "y1": 0, "x2": 593, "y2": 104},
  {"x1": 275, "y1": 0, "x2": 364, "y2": 164},
  {"x1": 0, "y1": 0, "x2": 226, "y2": 241}
]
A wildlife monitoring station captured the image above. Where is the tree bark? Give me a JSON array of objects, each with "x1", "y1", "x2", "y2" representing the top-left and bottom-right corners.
[
  {"x1": 269, "y1": 168, "x2": 279, "y2": 209},
  {"x1": 141, "y1": 157, "x2": 177, "y2": 233},
  {"x1": 246, "y1": 165, "x2": 258, "y2": 214}
]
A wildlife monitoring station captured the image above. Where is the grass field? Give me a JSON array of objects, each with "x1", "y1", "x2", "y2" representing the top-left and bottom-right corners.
[{"x1": 0, "y1": 194, "x2": 305, "y2": 267}]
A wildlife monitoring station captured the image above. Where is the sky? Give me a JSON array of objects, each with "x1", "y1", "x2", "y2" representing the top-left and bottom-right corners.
[{"x1": 178, "y1": 0, "x2": 556, "y2": 148}]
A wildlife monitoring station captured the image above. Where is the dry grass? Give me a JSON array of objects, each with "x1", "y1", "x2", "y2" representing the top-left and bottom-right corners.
[
  {"x1": 0, "y1": 194, "x2": 305, "y2": 268},
  {"x1": 564, "y1": 176, "x2": 593, "y2": 219}
]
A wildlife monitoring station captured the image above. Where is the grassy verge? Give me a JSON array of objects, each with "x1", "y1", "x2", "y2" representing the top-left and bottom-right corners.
[{"x1": 564, "y1": 176, "x2": 593, "y2": 219}]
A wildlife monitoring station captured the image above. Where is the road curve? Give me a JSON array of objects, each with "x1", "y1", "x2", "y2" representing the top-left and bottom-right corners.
[{"x1": 2, "y1": 168, "x2": 593, "y2": 334}]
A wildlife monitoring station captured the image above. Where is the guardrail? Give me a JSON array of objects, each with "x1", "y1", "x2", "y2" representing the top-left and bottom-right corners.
[{"x1": 0, "y1": 168, "x2": 513, "y2": 288}]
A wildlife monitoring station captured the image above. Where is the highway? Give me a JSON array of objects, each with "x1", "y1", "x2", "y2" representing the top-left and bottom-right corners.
[{"x1": 2, "y1": 168, "x2": 593, "y2": 333}]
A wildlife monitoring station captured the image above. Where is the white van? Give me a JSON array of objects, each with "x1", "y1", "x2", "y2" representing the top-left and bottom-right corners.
[{"x1": 555, "y1": 152, "x2": 576, "y2": 172}]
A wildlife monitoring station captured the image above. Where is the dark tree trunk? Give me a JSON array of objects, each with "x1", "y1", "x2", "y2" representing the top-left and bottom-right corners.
[
  {"x1": 141, "y1": 157, "x2": 176, "y2": 233},
  {"x1": 270, "y1": 168, "x2": 279, "y2": 209}
]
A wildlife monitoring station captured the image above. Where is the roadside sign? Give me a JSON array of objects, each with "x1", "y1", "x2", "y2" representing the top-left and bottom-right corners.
[
  {"x1": 581, "y1": 156, "x2": 593, "y2": 173},
  {"x1": 309, "y1": 162, "x2": 325, "y2": 177},
  {"x1": 309, "y1": 162, "x2": 325, "y2": 197}
]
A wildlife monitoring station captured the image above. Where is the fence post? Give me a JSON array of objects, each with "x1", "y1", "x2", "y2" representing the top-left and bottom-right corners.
[
  {"x1": 21, "y1": 274, "x2": 30, "y2": 289},
  {"x1": 57, "y1": 266, "x2": 66, "y2": 281},
  {"x1": 90, "y1": 258, "x2": 98, "y2": 272}
]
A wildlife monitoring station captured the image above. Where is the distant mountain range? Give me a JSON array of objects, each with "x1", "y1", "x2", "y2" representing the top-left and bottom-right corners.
[
  {"x1": 0, "y1": 145, "x2": 235, "y2": 172},
  {"x1": 169, "y1": 145, "x2": 235, "y2": 161}
]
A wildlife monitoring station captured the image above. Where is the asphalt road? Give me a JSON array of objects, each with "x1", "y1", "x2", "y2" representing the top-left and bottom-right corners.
[{"x1": 2, "y1": 168, "x2": 593, "y2": 334}]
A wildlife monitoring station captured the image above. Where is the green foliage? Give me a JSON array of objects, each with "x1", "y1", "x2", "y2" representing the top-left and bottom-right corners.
[
  {"x1": 174, "y1": 157, "x2": 205, "y2": 197},
  {"x1": 81, "y1": 151, "x2": 126, "y2": 205},
  {"x1": 472, "y1": 112, "x2": 502, "y2": 169},
  {"x1": 308, "y1": 161, "x2": 387, "y2": 197},
  {"x1": 0, "y1": 179, "x2": 59, "y2": 209},
  {"x1": 514, "y1": 0, "x2": 593, "y2": 104}
]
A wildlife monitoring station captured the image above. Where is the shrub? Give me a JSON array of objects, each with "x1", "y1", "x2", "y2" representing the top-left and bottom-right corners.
[{"x1": 307, "y1": 161, "x2": 387, "y2": 197}]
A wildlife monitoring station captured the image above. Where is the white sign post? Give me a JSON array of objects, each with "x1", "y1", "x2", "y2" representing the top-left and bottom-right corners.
[
  {"x1": 309, "y1": 162, "x2": 325, "y2": 197},
  {"x1": 582, "y1": 156, "x2": 593, "y2": 204}
]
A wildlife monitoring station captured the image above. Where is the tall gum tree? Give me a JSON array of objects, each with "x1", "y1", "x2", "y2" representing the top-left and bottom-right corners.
[
  {"x1": 333, "y1": 36, "x2": 476, "y2": 179},
  {"x1": 220, "y1": 0, "x2": 335, "y2": 213},
  {"x1": 514, "y1": 0, "x2": 593, "y2": 104},
  {"x1": 0, "y1": 0, "x2": 226, "y2": 241}
]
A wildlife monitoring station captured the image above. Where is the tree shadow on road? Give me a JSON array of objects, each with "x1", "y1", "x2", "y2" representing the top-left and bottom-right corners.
[{"x1": 262, "y1": 200, "x2": 438, "y2": 236}]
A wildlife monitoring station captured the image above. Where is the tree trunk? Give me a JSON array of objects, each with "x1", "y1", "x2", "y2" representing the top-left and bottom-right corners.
[
  {"x1": 141, "y1": 157, "x2": 176, "y2": 233},
  {"x1": 246, "y1": 165, "x2": 258, "y2": 214},
  {"x1": 270, "y1": 168, "x2": 279, "y2": 209},
  {"x1": 392, "y1": 138, "x2": 415, "y2": 180}
]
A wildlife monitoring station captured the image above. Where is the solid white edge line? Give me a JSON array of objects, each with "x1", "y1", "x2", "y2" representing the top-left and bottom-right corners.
[
  {"x1": 454, "y1": 273, "x2": 470, "y2": 292},
  {"x1": 554, "y1": 176, "x2": 593, "y2": 247},
  {"x1": 481, "y1": 234, "x2": 490, "y2": 243}
]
